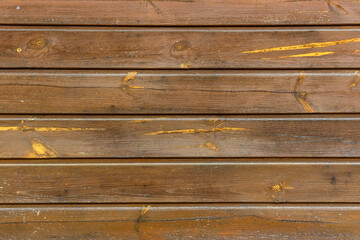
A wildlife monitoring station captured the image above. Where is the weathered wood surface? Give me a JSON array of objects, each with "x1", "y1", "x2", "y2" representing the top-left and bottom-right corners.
[
  {"x1": 1, "y1": 115, "x2": 360, "y2": 158},
  {"x1": 2, "y1": 27, "x2": 360, "y2": 69},
  {"x1": 0, "y1": 159, "x2": 358, "y2": 203},
  {"x1": 2, "y1": 70, "x2": 360, "y2": 114},
  {"x1": 1, "y1": 0, "x2": 360, "y2": 26},
  {"x1": 1, "y1": 204, "x2": 359, "y2": 239}
]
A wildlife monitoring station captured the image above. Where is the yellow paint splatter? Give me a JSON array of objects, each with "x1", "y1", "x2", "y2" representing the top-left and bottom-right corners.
[
  {"x1": 271, "y1": 182, "x2": 294, "y2": 193},
  {"x1": 180, "y1": 63, "x2": 190, "y2": 69},
  {"x1": 0, "y1": 126, "x2": 105, "y2": 132},
  {"x1": 16, "y1": 48, "x2": 22, "y2": 52},
  {"x1": 145, "y1": 127, "x2": 249, "y2": 135},
  {"x1": 241, "y1": 38, "x2": 360, "y2": 54},
  {"x1": 262, "y1": 52, "x2": 335, "y2": 60},
  {"x1": 204, "y1": 142, "x2": 219, "y2": 151},
  {"x1": 121, "y1": 72, "x2": 137, "y2": 86},
  {"x1": 140, "y1": 205, "x2": 151, "y2": 216},
  {"x1": 28, "y1": 138, "x2": 59, "y2": 158}
]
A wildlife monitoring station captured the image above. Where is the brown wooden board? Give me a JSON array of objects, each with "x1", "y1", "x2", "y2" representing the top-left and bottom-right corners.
[
  {"x1": 1, "y1": 204, "x2": 359, "y2": 239},
  {"x1": 1, "y1": 27, "x2": 360, "y2": 69},
  {"x1": 2, "y1": 70, "x2": 360, "y2": 114},
  {"x1": 0, "y1": 159, "x2": 358, "y2": 203},
  {"x1": 1, "y1": 0, "x2": 360, "y2": 26},
  {"x1": 1, "y1": 115, "x2": 360, "y2": 158}
]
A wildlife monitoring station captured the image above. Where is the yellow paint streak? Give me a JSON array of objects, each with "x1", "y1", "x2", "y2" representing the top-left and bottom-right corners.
[
  {"x1": 241, "y1": 38, "x2": 360, "y2": 54},
  {"x1": 180, "y1": 63, "x2": 190, "y2": 69},
  {"x1": 128, "y1": 86, "x2": 144, "y2": 89},
  {"x1": 295, "y1": 93, "x2": 315, "y2": 113},
  {"x1": 271, "y1": 182, "x2": 294, "y2": 193},
  {"x1": 348, "y1": 71, "x2": 360, "y2": 92},
  {"x1": 145, "y1": 127, "x2": 249, "y2": 135},
  {"x1": 0, "y1": 127, "x2": 20, "y2": 131},
  {"x1": 121, "y1": 72, "x2": 137, "y2": 86},
  {"x1": 130, "y1": 119, "x2": 153, "y2": 123},
  {"x1": 262, "y1": 52, "x2": 335, "y2": 60},
  {"x1": 0, "y1": 126, "x2": 105, "y2": 132},
  {"x1": 29, "y1": 138, "x2": 59, "y2": 158},
  {"x1": 185, "y1": 142, "x2": 219, "y2": 151}
]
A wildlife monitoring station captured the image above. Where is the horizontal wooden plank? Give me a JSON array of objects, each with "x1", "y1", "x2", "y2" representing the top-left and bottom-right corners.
[
  {"x1": 2, "y1": 0, "x2": 360, "y2": 26},
  {"x1": 1, "y1": 204, "x2": 359, "y2": 239},
  {"x1": 0, "y1": 160, "x2": 359, "y2": 203},
  {"x1": 1, "y1": 115, "x2": 360, "y2": 158},
  {"x1": 2, "y1": 27, "x2": 360, "y2": 69},
  {"x1": 2, "y1": 70, "x2": 360, "y2": 114}
]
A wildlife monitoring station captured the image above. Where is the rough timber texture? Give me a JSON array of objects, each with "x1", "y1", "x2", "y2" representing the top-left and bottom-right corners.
[
  {"x1": 1, "y1": 0, "x2": 360, "y2": 26},
  {"x1": 1, "y1": 27, "x2": 360, "y2": 69},
  {"x1": 1, "y1": 70, "x2": 360, "y2": 114},
  {"x1": 2, "y1": 0, "x2": 360, "y2": 239}
]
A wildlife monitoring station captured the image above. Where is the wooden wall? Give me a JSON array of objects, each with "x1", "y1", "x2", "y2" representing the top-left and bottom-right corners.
[{"x1": 1, "y1": 0, "x2": 360, "y2": 239}]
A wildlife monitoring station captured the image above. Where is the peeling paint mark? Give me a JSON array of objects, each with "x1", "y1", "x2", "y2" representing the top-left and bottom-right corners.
[
  {"x1": 241, "y1": 38, "x2": 360, "y2": 54},
  {"x1": 145, "y1": 0, "x2": 162, "y2": 14},
  {"x1": 209, "y1": 119, "x2": 224, "y2": 128},
  {"x1": 295, "y1": 92, "x2": 315, "y2": 113},
  {"x1": 327, "y1": 0, "x2": 349, "y2": 14},
  {"x1": 180, "y1": 63, "x2": 191, "y2": 69},
  {"x1": 140, "y1": 205, "x2": 151, "y2": 215},
  {"x1": 27, "y1": 37, "x2": 48, "y2": 50},
  {"x1": 204, "y1": 142, "x2": 219, "y2": 151},
  {"x1": 28, "y1": 138, "x2": 59, "y2": 158},
  {"x1": 135, "y1": 205, "x2": 151, "y2": 234},
  {"x1": 0, "y1": 126, "x2": 105, "y2": 132},
  {"x1": 294, "y1": 71, "x2": 306, "y2": 92},
  {"x1": 145, "y1": 127, "x2": 249, "y2": 135},
  {"x1": 348, "y1": 71, "x2": 360, "y2": 92},
  {"x1": 262, "y1": 52, "x2": 335, "y2": 60},
  {"x1": 121, "y1": 72, "x2": 137, "y2": 87},
  {"x1": 209, "y1": 119, "x2": 219, "y2": 124}
]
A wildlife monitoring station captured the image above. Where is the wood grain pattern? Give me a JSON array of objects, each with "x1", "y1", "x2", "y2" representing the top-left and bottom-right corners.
[
  {"x1": 2, "y1": 70, "x2": 360, "y2": 114},
  {"x1": 1, "y1": 204, "x2": 359, "y2": 239},
  {"x1": 2, "y1": 27, "x2": 360, "y2": 69},
  {"x1": 0, "y1": 159, "x2": 358, "y2": 203},
  {"x1": 1, "y1": 115, "x2": 360, "y2": 158},
  {"x1": 1, "y1": 0, "x2": 360, "y2": 26}
]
